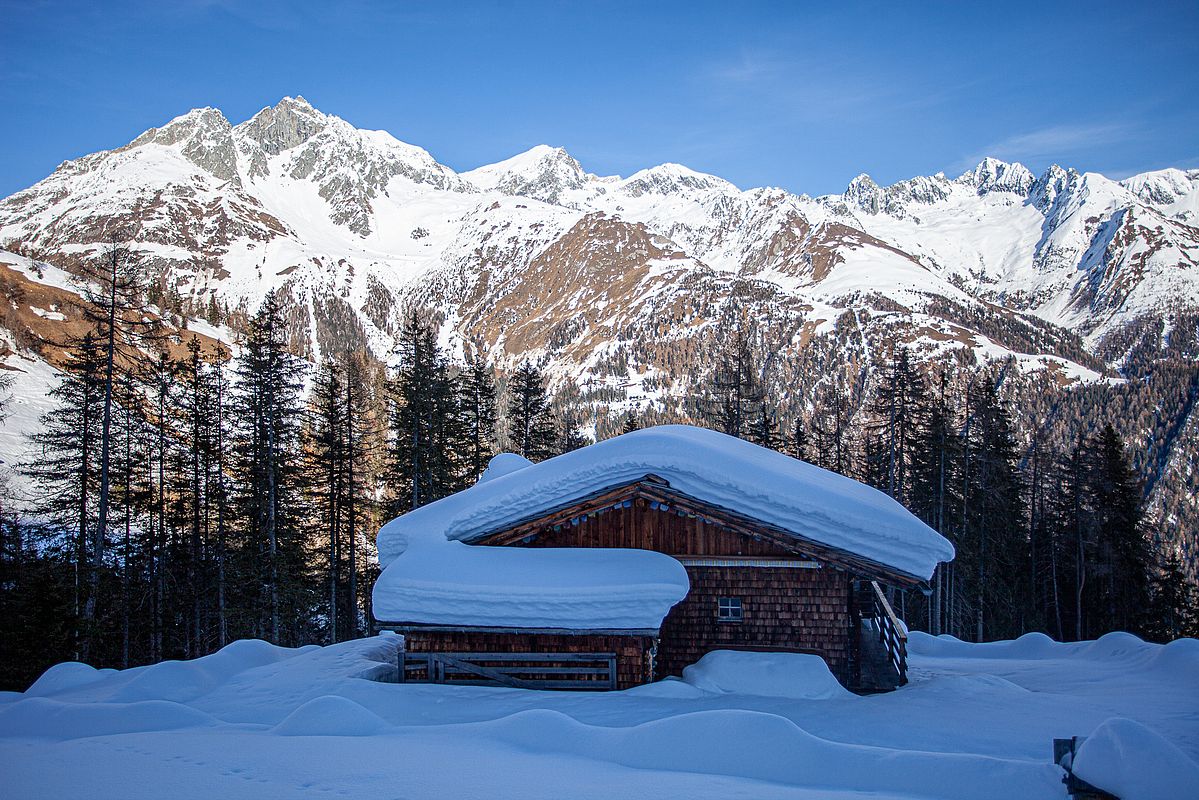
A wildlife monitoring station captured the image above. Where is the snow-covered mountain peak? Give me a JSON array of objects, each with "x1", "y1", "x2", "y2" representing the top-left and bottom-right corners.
[
  {"x1": 119, "y1": 106, "x2": 240, "y2": 185},
  {"x1": 1121, "y1": 168, "x2": 1199, "y2": 208},
  {"x1": 618, "y1": 163, "x2": 737, "y2": 199},
  {"x1": 1029, "y1": 164, "x2": 1078, "y2": 212},
  {"x1": 957, "y1": 158, "x2": 1036, "y2": 197},
  {"x1": 838, "y1": 171, "x2": 953, "y2": 217},
  {"x1": 235, "y1": 95, "x2": 330, "y2": 157},
  {"x1": 842, "y1": 173, "x2": 883, "y2": 214},
  {"x1": 464, "y1": 144, "x2": 597, "y2": 206}
]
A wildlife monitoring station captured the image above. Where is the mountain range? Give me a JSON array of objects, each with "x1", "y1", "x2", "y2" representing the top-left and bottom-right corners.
[{"x1": 1, "y1": 96, "x2": 1196, "y2": 569}]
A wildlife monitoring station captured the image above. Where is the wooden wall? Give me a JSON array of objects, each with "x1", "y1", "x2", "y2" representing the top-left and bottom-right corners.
[
  {"x1": 656, "y1": 565, "x2": 851, "y2": 681},
  {"x1": 404, "y1": 630, "x2": 652, "y2": 690},
  {"x1": 515, "y1": 497, "x2": 798, "y2": 556},
  {"x1": 497, "y1": 497, "x2": 854, "y2": 684}
]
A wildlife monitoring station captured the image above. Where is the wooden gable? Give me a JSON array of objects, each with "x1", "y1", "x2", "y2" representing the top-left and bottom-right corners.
[{"x1": 468, "y1": 476, "x2": 925, "y2": 586}]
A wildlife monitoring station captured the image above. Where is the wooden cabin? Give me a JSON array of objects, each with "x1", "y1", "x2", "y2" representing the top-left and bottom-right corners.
[{"x1": 373, "y1": 426, "x2": 953, "y2": 692}]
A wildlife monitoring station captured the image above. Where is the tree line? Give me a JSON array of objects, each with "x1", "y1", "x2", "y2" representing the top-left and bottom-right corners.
[
  {"x1": 0, "y1": 248, "x2": 586, "y2": 690},
  {"x1": 701, "y1": 329, "x2": 1199, "y2": 644}
]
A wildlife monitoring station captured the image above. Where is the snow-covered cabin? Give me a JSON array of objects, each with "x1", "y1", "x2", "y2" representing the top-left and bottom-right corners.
[{"x1": 373, "y1": 425, "x2": 954, "y2": 691}]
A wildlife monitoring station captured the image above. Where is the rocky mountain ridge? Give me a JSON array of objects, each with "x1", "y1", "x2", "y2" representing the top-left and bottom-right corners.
[{"x1": 1, "y1": 97, "x2": 1196, "y2": 569}]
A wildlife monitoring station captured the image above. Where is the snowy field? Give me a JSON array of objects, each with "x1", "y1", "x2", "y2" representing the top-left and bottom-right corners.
[{"x1": 2, "y1": 632, "x2": 1197, "y2": 799}]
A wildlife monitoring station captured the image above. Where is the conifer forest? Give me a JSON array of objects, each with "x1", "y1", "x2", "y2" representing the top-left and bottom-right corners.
[{"x1": 0, "y1": 244, "x2": 1195, "y2": 691}]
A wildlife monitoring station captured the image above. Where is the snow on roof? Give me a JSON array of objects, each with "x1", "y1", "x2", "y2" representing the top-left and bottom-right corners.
[
  {"x1": 376, "y1": 425, "x2": 954, "y2": 581},
  {"x1": 372, "y1": 539, "x2": 690, "y2": 629}
]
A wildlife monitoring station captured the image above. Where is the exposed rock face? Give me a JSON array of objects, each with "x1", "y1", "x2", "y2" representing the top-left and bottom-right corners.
[
  {"x1": 128, "y1": 107, "x2": 242, "y2": 186},
  {"x1": 237, "y1": 95, "x2": 327, "y2": 157}
]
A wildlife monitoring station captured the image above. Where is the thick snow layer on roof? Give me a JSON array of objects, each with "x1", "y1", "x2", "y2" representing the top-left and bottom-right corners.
[
  {"x1": 376, "y1": 425, "x2": 954, "y2": 581},
  {"x1": 372, "y1": 539, "x2": 689, "y2": 628}
]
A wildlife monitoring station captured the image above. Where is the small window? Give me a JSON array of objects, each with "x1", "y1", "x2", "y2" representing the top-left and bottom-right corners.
[{"x1": 717, "y1": 596, "x2": 743, "y2": 623}]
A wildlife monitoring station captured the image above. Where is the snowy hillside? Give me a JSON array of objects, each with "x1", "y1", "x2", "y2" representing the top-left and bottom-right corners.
[
  {"x1": 1, "y1": 632, "x2": 1196, "y2": 799},
  {"x1": 2, "y1": 96, "x2": 1195, "y2": 372},
  {"x1": 1, "y1": 96, "x2": 1197, "y2": 570}
]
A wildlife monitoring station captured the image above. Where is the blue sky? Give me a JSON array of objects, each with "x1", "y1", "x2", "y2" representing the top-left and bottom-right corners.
[{"x1": 1, "y1": 1, "x2": 1196, "y2": 198}]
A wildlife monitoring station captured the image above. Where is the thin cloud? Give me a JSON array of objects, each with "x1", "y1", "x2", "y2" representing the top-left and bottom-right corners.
[
  {"x1": 954, "y1": 123, "x2": 1139, "y2": 172},
  {"x1": 704, "y1": 49, "x2": 959, "y2": 123}
]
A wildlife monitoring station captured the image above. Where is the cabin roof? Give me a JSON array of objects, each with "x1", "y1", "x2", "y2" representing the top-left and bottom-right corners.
[
  {"x1": 372, "y1": 540, "x2": 690, "y2": 629},
  {"x1": 376, "y1": 425, "x2": 954, "y2": 581}
]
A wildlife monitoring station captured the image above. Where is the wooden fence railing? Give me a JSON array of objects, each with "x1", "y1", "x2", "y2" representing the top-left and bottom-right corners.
[
  {"x1": 869, "y1": 580, "x2": 908, "y2": 686},
  {"x1": 401, "y1": 652, "x2": 618, "y2": 690}
]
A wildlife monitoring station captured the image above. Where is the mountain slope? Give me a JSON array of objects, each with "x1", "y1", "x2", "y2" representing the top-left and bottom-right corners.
[{"x1": 1, "y1": 96, "x2": 1197, "y2": 570}]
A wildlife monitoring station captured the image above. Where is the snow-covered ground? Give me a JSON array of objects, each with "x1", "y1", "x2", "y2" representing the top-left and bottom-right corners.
[{"x1": 1, "y1": 632, "x2": 1196, "y2": 799}]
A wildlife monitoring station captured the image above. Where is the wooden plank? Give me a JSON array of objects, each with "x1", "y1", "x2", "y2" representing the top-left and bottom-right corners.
[
  {"x1": 435, "y1": 651, "x2": 616, "y2": 661},
  {"x1": 409, "y1": 652, "x2": 621, "y2": 690},
  {"x1": 438, "y1": 655, "x2": 542, "y2": 689},
  {"x1": 870, "y1": 581, "x2": 907, "y2": 641},
  {"x1": 442, "y1": 679, "x2": 614, "y2": 690},
  {"x1": 441, "y1": 666, "x2": 611, "y2": 676}
]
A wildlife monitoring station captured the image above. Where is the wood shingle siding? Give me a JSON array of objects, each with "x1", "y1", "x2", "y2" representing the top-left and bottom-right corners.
[
  {"x1": 656, "y1": 565, "x2": 851, "y2": 682},
  {"x1": 476, "y1": 493, "x2": 854, "y2": 685}
]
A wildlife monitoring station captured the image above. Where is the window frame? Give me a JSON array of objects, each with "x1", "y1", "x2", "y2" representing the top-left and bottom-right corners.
[{"x1": 717, "y1": 596, "x2": 743, "y2": 623}]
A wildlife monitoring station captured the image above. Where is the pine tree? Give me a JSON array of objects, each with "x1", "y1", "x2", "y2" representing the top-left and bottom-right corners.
[
  {"x1": 555, "y1": 379, "x2": 591, "y2": 455},
  {"x1": 788, "y1": 415, "x2": 809, "y2": 462},
  {"x1": 907, "y1": 370, "x2": 960, "y2": 636},
  {"x1": 23, "y1": 333, "x2": 106, "y2": 658},
  {"x1": 557, "y1": 408, "x2": 591, "y2": 455},
  {"x1": 621, "y1": 408, "x2": 641, "y2": 435},
  {"x1": 505, "y1": 362, "x2": 557, "y2": 462},
  {"x1": 1144, "y1": 548, "x2": 1199, "y2": 642},
  {"x1": 230, "y1": 291, "x2": 309, "y2": 645},
  {"x1": 457, "y1": 359, "x2": 498, "y2": 482},
  {"x1": 211, "y1": 342, "x2": 232, "y2": 648},
  {"x1": 810, "y1": 378, "x2": 856, "y2": 477},
  {"x1": 701, "y1": 321, "x2": 766, "y2": 439},
  {"x1": 863, "y1": 346, "x2": 928, "y2": 505},
  {"x1": 1088, "y1": 424, "x2": 1151, "y2": 635},
  {"x1": 341, "y1": 353, "x2": 379, "y2": 638},
  {"x1": 176, "y1": 336, "x2": 217, "y2": 656},
  {"x1": 307, "y1": 361, "x2": 347, "y2": 643},
  {"x1": 388, "y1": 315, "x2": 464, "y2": 510},
  {"x1": 748, "y1": 407, "x2": 781, "y2": 451},
  {"x1": 960, "y1": 377, "x2": 1025, "y2": 640},
  {"x1": 75, "y1": 238, "x2": 156, "y2": 660},
  {"x1": 145, "y1": 351, "x2": 176, "y2": 660}
]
